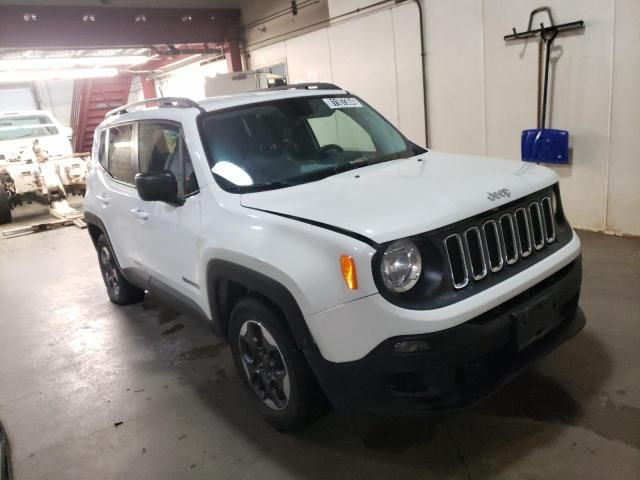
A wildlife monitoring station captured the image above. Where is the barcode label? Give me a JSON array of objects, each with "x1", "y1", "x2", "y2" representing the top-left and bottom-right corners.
[{"x1": 323, "y1": 97, "x2": 363, "y2": 109}]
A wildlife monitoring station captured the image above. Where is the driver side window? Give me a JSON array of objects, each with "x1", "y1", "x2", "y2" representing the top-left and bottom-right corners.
[
  {"x1": 138, "y1": 122, "x2": 199, "y2": 197},
  {"x1": 307, "y1": 110, "x2": 375, "y2": 152}
]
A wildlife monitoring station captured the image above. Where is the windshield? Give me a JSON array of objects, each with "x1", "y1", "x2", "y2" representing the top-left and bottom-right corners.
[
  {"x1": 0, "y1": 115, "x2": 58, "y2": 142},
  {"x1": 200, "y1": 95, "x2": 424, "y2": 192}
]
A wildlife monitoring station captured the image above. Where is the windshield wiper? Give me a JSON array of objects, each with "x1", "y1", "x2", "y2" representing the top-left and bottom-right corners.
[
  {"x1": 262, "y1": 179, "x2": 300, "y2": 188},
  {"x1": 331, "y1": 154, "x2": 406, "y2": 175},
  {"x1": 237, "y1": 153, "x2": 417, "y2": 193},
  {"x1": 240, "y1": 179, "x2": 302, "y2": 193}
]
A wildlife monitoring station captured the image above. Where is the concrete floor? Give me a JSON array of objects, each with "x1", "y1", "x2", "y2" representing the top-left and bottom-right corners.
[{"x1": 0, "y1": 206, "x2": 639, "y2": 479}]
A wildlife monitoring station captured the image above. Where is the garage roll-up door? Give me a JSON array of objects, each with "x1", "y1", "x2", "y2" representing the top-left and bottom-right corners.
[{"x1": 0, "y1": 85, "x2": 38, "y2": 111}]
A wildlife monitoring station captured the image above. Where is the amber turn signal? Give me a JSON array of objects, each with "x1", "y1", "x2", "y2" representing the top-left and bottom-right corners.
[{"x1": 340, "y1": 255, "x2": 358, "y2": 290}]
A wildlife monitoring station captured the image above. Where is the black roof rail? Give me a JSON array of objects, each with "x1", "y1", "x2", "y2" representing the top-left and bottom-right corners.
[
  {"x1": 105, "y1": 97, "x2": 204, "y2": 118},
  {"x1": 265, "y1": 82, "x2": 343, "y2": 91}
]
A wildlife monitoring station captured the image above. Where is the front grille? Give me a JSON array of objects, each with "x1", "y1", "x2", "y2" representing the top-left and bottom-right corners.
[
  {"x1": 443, "y1": 234, "x2": 468, "y2": 288},
  {"x1": 444, "y1": 196, "x2": 557, "y2": 290}
]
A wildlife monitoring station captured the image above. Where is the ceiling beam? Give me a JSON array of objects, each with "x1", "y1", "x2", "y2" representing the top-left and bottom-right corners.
[{"x1": 0, "y1": 6, "x2": 241, "y2": 49}]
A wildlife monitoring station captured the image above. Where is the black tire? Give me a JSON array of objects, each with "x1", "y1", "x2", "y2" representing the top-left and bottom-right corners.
[
  {"x1": 96, "y1": 234, "x2": 145, "y2": 305},
  {"x1": 229, "y1": 297, "x2": 326, "y2": 431},
  {"x1": 0, "y1": 190, "x2": 12, "y2": 225}
]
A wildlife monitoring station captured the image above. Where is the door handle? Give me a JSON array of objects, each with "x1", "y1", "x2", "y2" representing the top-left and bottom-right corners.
[
  {"x1": 130, "y1": 208, "x2": 149, "y2": 221},
  {"x1": 96, "y1": 193, "x2": 110, "y2": 205}
]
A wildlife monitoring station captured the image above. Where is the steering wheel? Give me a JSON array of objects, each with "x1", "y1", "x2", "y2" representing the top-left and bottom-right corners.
[{"x1": 318, "y1": 144, "x2": 344, "y2": 158}]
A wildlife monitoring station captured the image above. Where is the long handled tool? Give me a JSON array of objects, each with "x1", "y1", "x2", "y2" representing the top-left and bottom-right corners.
[
  {"x1": 539, "y1": 26, "x2": 558, "y2": 131},
  {"x1": 537, "y1": 33, "x2": 544, "y2": 128},
  {"x1": 521, "y1": 24, "x2": 568, "y2": 164},
  {"x1": 505, "y1": 8, "x2": 585, "y2": 164}
]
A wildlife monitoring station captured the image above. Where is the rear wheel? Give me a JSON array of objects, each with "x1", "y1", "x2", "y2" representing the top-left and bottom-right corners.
[
  {"x1": 229, "y1": 297, "x2": 326, "y2": 431},
  {"x1": 96, "y1": 234, "x2": 145, "y2": 305},
  {"x1": 0, "y1": 191, "x2": 12, "y2": 225}
]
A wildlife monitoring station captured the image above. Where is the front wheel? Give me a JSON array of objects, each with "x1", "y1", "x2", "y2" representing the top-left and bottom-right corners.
[
  {"x1": 229, "y1": 297, "x2": 326, "y2": 431},
  {"x1": 96, "y1": 235, "x2": 145, "y2": 305}
]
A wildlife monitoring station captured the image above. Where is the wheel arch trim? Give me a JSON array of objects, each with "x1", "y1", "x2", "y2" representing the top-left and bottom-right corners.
[
  {"x1": 84, "y1": 212, "x2": 120, "y2": 267},
  {"x1": 206, "y1": 259, "x2": 318, "y2": 353}
]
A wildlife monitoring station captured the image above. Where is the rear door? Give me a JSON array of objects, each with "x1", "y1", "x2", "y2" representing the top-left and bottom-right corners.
[
  {"x1": 133, "y1": 121, "x2": 202, "y2": 304},
  {"x1": 93, "y1": 123, "x2": 144, "y2": 272}
]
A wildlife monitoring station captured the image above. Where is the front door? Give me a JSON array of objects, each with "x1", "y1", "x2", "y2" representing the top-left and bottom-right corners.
[{"x1": 133, "y1": 121, "x2": 202, "y2": 305}]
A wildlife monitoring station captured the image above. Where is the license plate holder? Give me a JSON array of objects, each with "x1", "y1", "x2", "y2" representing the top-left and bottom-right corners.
[{"x1": 512, "y1": 292, "x2": 563, "y2": 351}]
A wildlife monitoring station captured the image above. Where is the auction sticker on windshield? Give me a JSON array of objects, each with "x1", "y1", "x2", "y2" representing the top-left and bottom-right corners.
[{"x1": 323, "y1": 98, "x2": 363, "y2": 109}]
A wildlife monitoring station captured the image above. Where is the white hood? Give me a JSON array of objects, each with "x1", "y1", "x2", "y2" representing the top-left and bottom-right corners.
[{"x1": 240, "y1": 151, "x2": 558, "y2": 244}]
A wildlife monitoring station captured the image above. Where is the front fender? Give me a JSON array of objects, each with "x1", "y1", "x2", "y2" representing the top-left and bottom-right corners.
[
  {"x1": 205, "y1": 259, "x2": 317, "y2": 351},
  {"x1": 199, "y1": 190, "x2": 379, "y2": 318}
]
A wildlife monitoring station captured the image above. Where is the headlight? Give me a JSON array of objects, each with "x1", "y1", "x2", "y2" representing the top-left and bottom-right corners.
[{"x1": 380, "y1": 239, "x2": 422, "y2": 292}]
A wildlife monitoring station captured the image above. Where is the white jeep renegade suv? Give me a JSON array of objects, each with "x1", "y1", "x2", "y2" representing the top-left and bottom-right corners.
[{"x1": 84, "y1": 84, "x2": 584, "y2": 431}]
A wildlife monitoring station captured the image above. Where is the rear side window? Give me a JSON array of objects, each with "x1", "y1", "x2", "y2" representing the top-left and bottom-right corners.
[
  {"x1": 108, "y1": 124, "x2": 135, "y2": 184},
  {"x1": 97, "y1": 130, "x2": 107, "y2": 168},
  {"x1": 138, "y1": 122, "x2": 199, "y2": 197}
]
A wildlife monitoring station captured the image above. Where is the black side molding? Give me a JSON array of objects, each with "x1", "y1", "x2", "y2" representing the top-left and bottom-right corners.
[
  {"x1": 84, "y1": 211, "x2": 151, "y2": 289},
  {"x1": 145, "y1": 275, "x2": 211, "y2": 324},
  {"x1": 86, "y1": 212, "x2": 317, "y2": 352},
  {"x1": 84, "y1": 212, "x2": 121, "y2": 267},
  {"x1": 206, "y1": 259, "x2": 318, "y2": 353},
  {"x1": 85, "y1": 212, "x2": 210, "y2": 326},
  {"x1": 83, "y1": 211, "x2": 104, "y2": 243}
]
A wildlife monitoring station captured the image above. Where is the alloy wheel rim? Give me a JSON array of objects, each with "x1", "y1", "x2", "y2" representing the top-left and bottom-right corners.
[
  {"x1": 238, "y1": 320, "x2": 290, "y2": 411},
  {"x1": 100, "y1": 246, "x2": 120, "y2": 296}
]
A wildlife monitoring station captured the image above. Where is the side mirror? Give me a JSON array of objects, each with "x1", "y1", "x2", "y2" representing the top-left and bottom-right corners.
[{"x1": 135, "y1": 171, "x2": 184, "y2": 205}]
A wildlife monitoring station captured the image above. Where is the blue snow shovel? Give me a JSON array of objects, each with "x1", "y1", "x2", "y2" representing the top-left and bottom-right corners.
[{"x1": 521, "y1": 26, "x2": 569, "y2": 164}]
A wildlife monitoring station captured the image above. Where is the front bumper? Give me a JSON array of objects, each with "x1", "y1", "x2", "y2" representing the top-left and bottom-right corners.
[{"x1": 305, "y1": 257, "x2": 583, "y2": 416}]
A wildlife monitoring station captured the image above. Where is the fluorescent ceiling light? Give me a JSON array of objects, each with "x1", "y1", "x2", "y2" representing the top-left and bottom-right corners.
[
  {"x1": 0, "y1": 67, "x2": 118, "y2": 83},
  {"x1": 0, "y1": 55, "x2": 149, "y2": 70}
]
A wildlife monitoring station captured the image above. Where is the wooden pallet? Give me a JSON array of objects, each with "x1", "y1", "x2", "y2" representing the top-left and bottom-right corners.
[{"x1": 1, "y1": 216, "x2": 86, "y2": 238}]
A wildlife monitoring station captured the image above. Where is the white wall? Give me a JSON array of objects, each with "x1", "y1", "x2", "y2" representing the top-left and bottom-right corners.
[
  {"x1": 424, "y1": 0, "x2": 640, "y2": 236},
  {"x1": 327, "y1": 0, "x2": 378, "y2": 17},
  {"x1": 156, "y1": 59, "x2": 228, "y2": 100},
  {"x1": 242, "y1": 0, "x2": 330, "y2": 49},
  {"x1": 607, "y1": 0, "x2": 640, "y2": 235},
  {"x1": 249, "y1": 2, "x2": 426, "y2": 146}
]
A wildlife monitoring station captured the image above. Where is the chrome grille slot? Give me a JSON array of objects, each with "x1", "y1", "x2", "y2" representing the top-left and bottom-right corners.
[
  {"x1": 444, "y1": 234, "x2": 469, "y2": 289},
  {"x1": 541, "y1": 196, "x2": 556, "y2": 243},
  {"x1": 514, "y1": 207, "x2": 533, "y2": 257},
  {"x1": 482, "y1": 220, "x2": 504, "y2": 272},
  {"x1": 529, "y1": 202, "x2": 545, "y2": 250},
  {"x1": 439, "y1": 191, "x2": 560, "y2": 291},
  {"x1": 499, "y1": 214, "x2": 518, "y2": 265},
  {"x1": 464, "y1": 227, "x2": 487, "y2": 280}
]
